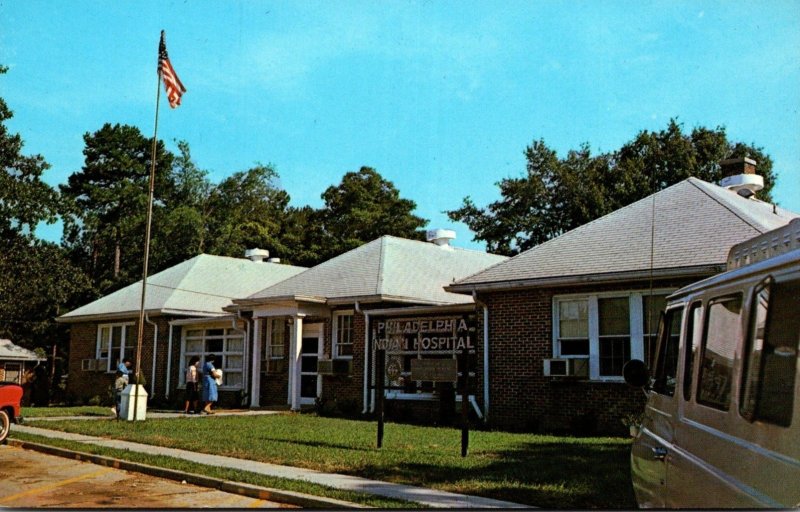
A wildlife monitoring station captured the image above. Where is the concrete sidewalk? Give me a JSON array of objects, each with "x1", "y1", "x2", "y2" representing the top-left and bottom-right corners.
[{"x1": 12, "y1": 423, "x2": 530, "y2": 509}]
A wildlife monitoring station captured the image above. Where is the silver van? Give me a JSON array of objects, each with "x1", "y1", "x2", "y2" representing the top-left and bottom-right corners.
[{"x1": 623, "y1": 218, "x2": 800, "y2": 508}]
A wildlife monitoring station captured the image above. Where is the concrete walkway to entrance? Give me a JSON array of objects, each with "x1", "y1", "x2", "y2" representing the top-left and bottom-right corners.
[{"x1": 13, "y1": 418, "x2": 529, "y2": 509}]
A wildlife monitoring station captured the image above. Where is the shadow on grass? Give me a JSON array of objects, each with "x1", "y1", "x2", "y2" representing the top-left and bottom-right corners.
[
  {"x1": 256, "y1": 437, "x2": 375, "y2": 452},
  {"x1": 349, "y1": 440, "x2": 635, "y2": 509}
]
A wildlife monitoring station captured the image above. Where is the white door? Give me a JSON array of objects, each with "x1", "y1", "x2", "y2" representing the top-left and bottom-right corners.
[{"x1": 300, "y1": 323, "x2": 323, "y2": 405}]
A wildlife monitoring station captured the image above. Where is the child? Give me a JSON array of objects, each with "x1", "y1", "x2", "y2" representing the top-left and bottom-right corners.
[{"x1": 113, "y1": 370, "x2": 126, "y2": 419}]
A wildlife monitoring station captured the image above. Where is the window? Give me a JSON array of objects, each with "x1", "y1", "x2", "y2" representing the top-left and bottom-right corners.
[
  {"x1": 697, "y1": 295, "x2": 742, "y2": 410},
  {"x1": 96, "y1": 323, "x2": 135, "y2": 372},
  {"x1": 2, "y1": 363, "x2": 21, "y2": 384},
  {"x1": 683, "y1": 302, "x2": 702, "y2": 401},
  {"x1": 598, "y1": 297, "x2": 631, "y2": 376},
  {"x1": 643, "y1": 294, "x2": 669, "y2": 367},
  {"x1": 557, "y1": 300, "x2": 589, "y2": 356},
  {"x1": 182, "y1": 326, "x2": 245, "y2": 387},
  {"x1": 262, "y1": 318, "x2": 286, "y2": 374},
  {"x1": 741, "y1": 278, "x2": 799, "y2": 426},
  {"x1": 652, "y1": 306, "x2": 683, "y2": 396},
  {"x1": 333, "y1": 311, "x2": 354, "y2": 358},
  {"x1": 553, "y1": 290, "x2": 673, "y2": 381}
]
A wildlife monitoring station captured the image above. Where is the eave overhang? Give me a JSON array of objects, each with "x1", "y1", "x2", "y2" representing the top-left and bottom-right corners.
[{"x1": 446, "y1": 264, "x2": 724, "y2": 294}]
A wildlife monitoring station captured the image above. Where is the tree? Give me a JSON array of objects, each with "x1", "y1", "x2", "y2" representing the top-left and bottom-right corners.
[
  {"x1": 448, "y1": 120, "x2": 776, "y2": 255},
  {"x1": 316, "y1": 167, "x2": 428, "y2": 261},
  {"x1": 202, "y1": 164, "x2": 292, "y2": 259},
  {"x1": 60, "y1": 123, "x2": 175, "y2": 293},
  {"x1": 0, "y1": 237, "x2": 91, "y2": 349},
  {"x1": 150, "y1": 140, "x2": 212, "y2": 270},
  {"x1": 0, "y1": 66, "x2": 60, "y2": 239},
  {"x1": 0, "y1": 65, "x2": 91, "y2": 352}
]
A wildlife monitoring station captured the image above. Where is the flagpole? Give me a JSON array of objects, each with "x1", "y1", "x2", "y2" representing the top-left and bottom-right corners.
[{"x1": 132, "y1": 39, "x2": 164, "y2": 421}]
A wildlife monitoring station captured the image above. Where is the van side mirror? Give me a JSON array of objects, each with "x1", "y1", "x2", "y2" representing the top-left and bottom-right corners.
[{"x1": 623, "y1": 359, "x2": 650, "y2": 388}]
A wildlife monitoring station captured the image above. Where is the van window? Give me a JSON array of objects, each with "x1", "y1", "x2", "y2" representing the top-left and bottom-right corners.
[
  {"x1": 741, "y1": 278, "x2": 800, "y2": 426},
  {"x1": 683, "y1": 302, "x2": 702, "y2": 401},
  {"x1": 697, "y1": 295, "x2": 742, "y2": 411},
  {"x1": 652, "y1": 306, "x2": 683, "y2": 396}
]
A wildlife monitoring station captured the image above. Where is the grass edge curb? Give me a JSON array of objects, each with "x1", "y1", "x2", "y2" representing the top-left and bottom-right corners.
[{"x1": 7, "y1": 438, "x2": 366, "y2": 509}]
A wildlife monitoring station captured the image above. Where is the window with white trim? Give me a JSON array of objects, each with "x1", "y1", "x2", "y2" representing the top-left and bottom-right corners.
[
  {"x1": 598, "y1": 297, "x2": 631, "y2": 376},
  {"x1": 181, "y1": 326, "x2": 245, "y2": 388},
  {"x1": 96, "y1": 323, "x2": 135, "y2": 373},
  {"x1": 333, "y1": 311, "x2": 354, "y2": 358},
  {"x1": 557, "y1": 300, "x2": 589, "y2": 356},
  {"x1": 553, "y1": 290, "x2": 673, "y2": 380},
  {"x1": 643, "y1": 294, "x2": 669, "y2": 367},
  {"x1": 262, "y1": 318, "x2": 287, "y2": 374}
]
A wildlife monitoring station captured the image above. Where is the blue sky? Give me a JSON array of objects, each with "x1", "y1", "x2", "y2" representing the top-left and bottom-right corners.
[{"x1": 2, "y1": 1, "x2": 799, "y2": 252}]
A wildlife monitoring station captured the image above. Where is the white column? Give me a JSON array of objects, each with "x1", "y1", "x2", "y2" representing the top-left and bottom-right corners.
[
  {"x1": 290, "y1": 316, "x2": 303, "y2": 411},
  {"x1": 250, "y1": 318, "x2": 262, "y2": 407}
]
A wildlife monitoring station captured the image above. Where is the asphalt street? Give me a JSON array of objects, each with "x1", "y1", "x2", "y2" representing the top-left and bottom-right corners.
[{"x1": 0, "y1": 444, "x2": 295, "y2": 509}]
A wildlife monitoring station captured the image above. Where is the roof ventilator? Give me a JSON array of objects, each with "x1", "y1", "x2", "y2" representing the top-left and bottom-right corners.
[
  {"x1": 426, "y1": 229, "x2": 456, "y2": 250},
  {"x1": 244, "y1": 248, "x2": 270, "y2": 262}
]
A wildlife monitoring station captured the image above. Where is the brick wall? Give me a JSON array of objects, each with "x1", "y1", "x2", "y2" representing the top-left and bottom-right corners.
[
  {"x1": 320, "y1": 310, "x2": 365, "y2": 412},
  {"x1": 67, "y1": 317, "x2": 179, "y2": 406},
  {"x1": 478, "y1": 278, "x2": 701, "y2": 434}
]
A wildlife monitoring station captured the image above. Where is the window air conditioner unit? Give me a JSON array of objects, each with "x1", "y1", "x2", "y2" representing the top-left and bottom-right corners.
[
  {"x1": 317, "y1": 359, "x2": 334, "y2": 375},
  {"x1": 543, "y1": 358, "x2": 589, "y2": 378},
  {"x1": 317, "y1": 359, "x2": 352, "y2": 376},
  {"x1": 81, "y1": 359, "x2": 98, "y2": 371}
]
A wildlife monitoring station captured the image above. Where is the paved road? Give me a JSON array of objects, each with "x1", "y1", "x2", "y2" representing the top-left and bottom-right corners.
[{"x1": 0, "y1": 444, "x2": 295, "y2": 509}]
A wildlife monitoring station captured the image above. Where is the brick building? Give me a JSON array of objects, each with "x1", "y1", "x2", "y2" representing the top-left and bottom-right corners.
[
  {"x1": 447, "y1": 164, "x2": 798, "y2": 433},
  {"x1": 225, "y1": 232, "x2": 506, "y2": 416},
  {"x1": 59, "y1": 159, "x2": 798, "y2": 434},
  {"x1": 57, "y1": 253, "x2": 306, "y2": 405}
]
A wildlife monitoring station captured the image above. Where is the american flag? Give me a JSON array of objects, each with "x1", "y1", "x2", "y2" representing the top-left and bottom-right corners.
[{"x1": 158, "y1": 31, "x2": 186, "y2": 108}]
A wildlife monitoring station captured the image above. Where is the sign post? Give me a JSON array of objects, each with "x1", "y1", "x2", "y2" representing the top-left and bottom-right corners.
[
  {"x1": 460, "y1": 349, "x2": 469, "y2": 457},
  {"x1": 376, "y1": 348, "x2": 385, "y2": 449},
  {"x1": 370, "y1": 312, "x2": 476, "y2": 456}
]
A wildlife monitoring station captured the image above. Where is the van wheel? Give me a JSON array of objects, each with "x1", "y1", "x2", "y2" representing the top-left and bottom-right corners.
[{"x1": 0, "y1": 410, "x2": 10, "y2": 443}]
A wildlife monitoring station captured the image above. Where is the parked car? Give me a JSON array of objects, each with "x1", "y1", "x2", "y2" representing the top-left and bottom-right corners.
[
  {"x1": 623, "y1": 218, "x2": 800, "y2": 508},
  {"x1": 0, "y1": 381, "x2": 23, "y2": 443}
]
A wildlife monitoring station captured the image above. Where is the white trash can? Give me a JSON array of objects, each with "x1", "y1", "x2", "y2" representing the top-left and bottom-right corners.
[{"x1": 119, "y1": 384, "x2": 148, "y2": 421}]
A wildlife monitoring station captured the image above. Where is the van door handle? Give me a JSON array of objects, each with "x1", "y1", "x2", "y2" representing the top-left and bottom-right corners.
[{"x1": 652, "y1": 447, "x2": 668, "y2": 460}]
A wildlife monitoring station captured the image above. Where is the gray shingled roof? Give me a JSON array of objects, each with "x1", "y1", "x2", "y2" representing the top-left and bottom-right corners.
[
  {"x1": 239, "y1": 236, "x2": 508, "y2": 306},
  {"x1": 450, "y1": 178, "x2": 798, "y2": 290},
  {"x1": 58, "y1": 255, "x2": 306, "y2": 322},
  {"x1": 0, "y1": 339, "x2": 44, "y2": 361}
]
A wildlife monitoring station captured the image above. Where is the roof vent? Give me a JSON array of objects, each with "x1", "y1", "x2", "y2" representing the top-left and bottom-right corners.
[
  {"x1": 267, "y1": 257, "x2": 281, "y2": 264},
  {"x1": 719, "y1": 157, "x2": 763, "y2": 198},
  {"x1": 426, "y1": 229, "x2": 456, "y2": 249},
  {"x1": 245, "y1": 248, "x2": 270, "y2": 262}
]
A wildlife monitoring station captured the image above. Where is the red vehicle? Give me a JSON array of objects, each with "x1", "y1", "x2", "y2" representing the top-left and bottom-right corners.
[{"x1": 0, "y1": 382, "x2": 23, "y2": 443}]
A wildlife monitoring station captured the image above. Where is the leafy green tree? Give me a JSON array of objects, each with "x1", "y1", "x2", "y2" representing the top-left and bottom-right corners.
[
  {"x1": 316, "y1": 167, "x2": 428, "y2": 261},
  {"x1": 448, "y1": 120, "x2": 775, "y2": 255},
  {"x1": 0, "y1": 66, "x2": 60, "y2": 238},
  {"x1": 203, "y1": 164, "x2": 292, "y2": 259},
  {"x1": 0, "y1": 65, "x2": 91, "y2": 352},
  {"x1": 60, "y1": 123, "x2": 175, "y2": 293},
  {"x1": 150, "y1": 140, "x2": 212, "y2": 269},
  {"x1": 0, "y1": 237, "x2": 91, "y2": 350}
]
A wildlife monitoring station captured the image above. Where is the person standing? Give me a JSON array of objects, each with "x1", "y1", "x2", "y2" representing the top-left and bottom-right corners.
[
  {"x1": 202, "y1": 354, "x2": 220, "y2": 414},
  {"x1": 117, "y1": 358, "x2": 132, "y2": 384},
  {"x1": 183, "y1": 356, "x2": 201, "y2": 414},
  {"x1": 112, "y1": 370, "x2": 126, "y2": 419}
]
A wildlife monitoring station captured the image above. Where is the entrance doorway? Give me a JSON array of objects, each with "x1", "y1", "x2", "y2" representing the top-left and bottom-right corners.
[{"x1": 300, "y1": 324, "x2": 322, "y2": 404}]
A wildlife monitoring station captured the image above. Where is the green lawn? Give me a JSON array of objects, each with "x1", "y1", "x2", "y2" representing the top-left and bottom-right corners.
[
  {"x1": 17, "y1": 412, "x2": 635, "y2": 508},
  {"x1": 22, "y1": 405, "x2": 111, "y2": 418}
]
